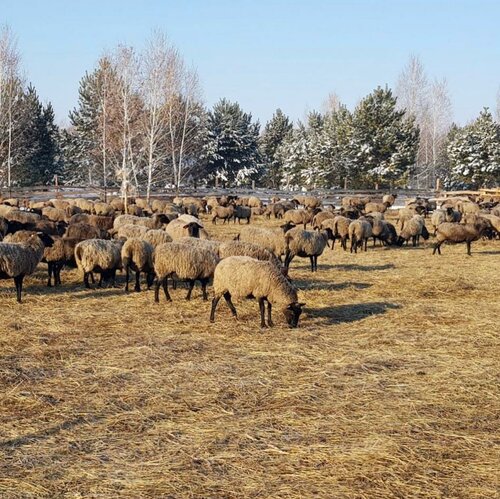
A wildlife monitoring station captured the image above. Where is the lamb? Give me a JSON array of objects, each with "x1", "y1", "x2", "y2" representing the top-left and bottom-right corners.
[
  {"x1": 153, "y1": 242, "x2": 219, "y2": 302},
  {"x1": 312, "y1": 211, "x2": 335, "y2": 230},
  {"x1": 321, "y1": 216, "x2": 351, "y2": 251},
  {"x1": 142, "y1": 229, "x2": 173, "y2": 248},
  {"x1": 121, "y1": 238, "x2": 155, "y2": 292},
  {"x1": 212, "y1": 205, "x2": 235, "y2": 224},
  {"x1": 284, "y1": 227, "x2": 329, "y2": 272},
  {"x1": 113, "y1": 213, "x2": 169, "y2": 230},
  {"x1": 0, "y1": 231, "x2": 54, "y2": 302},
  {"x1": 165, "y1": 217, "x2": 204, "y2": 240},
  {"x1": 233, "y1": 205, "x2": 251, "y2": 224},
  {"x1": 283, "y1": 208, "x2": 319, "y2": 229},
  {"x1": 348, "y1": 219, "x2": 373, "y2": 253},
  {"x1": 210, "y1": 256, "x2": 304, "y2": 328},
  {"x1": 433, "y1": 219, "x2": 491, "y2": 255},
  {"x1": 238, "y1": 226, "x2": 287, "y2": 260},
  {"x1": 74, "y1": 239, "x2": 123, "y2": 288},
  {"x1": 372, "y1": 219, "x2": 398, "y2": 246},
  {"x1": 397, "y1": 215, "x2": 430, "y2": 247},
  {"x1": 43, "y1": 237, "x2": 79, "y2": 287}
]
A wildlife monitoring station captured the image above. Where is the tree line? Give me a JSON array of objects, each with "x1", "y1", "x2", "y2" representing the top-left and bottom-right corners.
[{"x1": 0, "y1": 27, "x2": 499, "y2": 195}]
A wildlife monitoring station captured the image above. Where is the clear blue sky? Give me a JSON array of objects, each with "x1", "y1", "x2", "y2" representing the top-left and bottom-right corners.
[{"x1": 3, "y1": 0, "x2": 499, "y2": 127}]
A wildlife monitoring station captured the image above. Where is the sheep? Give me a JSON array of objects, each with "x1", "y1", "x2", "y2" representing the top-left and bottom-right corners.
[
  {"x1": 74, "y1": 239, "x2": 123, "y2": 288},
  {"x1": 153, "y1": 242, "x2": 219, "y2": 302},
  {"x1": 210, "y1": 256, "x2": 304, "y2": 328},
  {"x1": 433, "y1": 219, "x2": 491, "y2": 256},
  {"x1": 126, "y1": 204, "x2": 143, "y2": 217},
  {"x1": 382, "y1": 194, "x2": 397, "y2": 206},
  {"x1": 205, "y1": 196, "x2": 219, "y2": 213},
  {"x1": 364, "y1": 201, "x2": 391, "y2": 214},
  {"x1": 0, "y1": 217, "x2": 7, "y2": 237},
  {"x1": 265, "y1": 203, "x2": 286, "y2": 219},
  {"x1": 165, "y1": 217, "x2": 204, "y2": 240},
  {"x1": 176, "y1": 236, "x2": 221, "y2": 255},
  {"x1": 445, "y1": 207, "x2": 462, "y2": 223},
  {"x1": 121, "y1": 238, "x2": 155, "y2": 292},
  {"x1": 284, "y1": 227, "x2": 329, "y2": 272},
  {"x1": 64, "y1": 222, "x2": 108, "y2": 241},
  {"x1": 321, "y1": 216, "x2": 351, "y2": 251},
  {"x1": 69, "y1": 214, "x2": 114, "y2": 231},
  {"x1": 339, "y1": 206, "x2": 360, "y2": 220},
  {"x1": 43, "y1": 237, "x2": 79, "y2": 287},
  {"x1": 42, "y1": 206, "x2": 67, "y2": 223},
  {"x1": 94, "y1": 202, "x2": 115, "y2": 217},
  {"x1": 233, "y1": 205, "x2": 251, "y2": 224},
  {"x1": 238, "y1": 226, "x2": 287, "y2": 260},
  {"x1": 75, "y1": 198, "x2": 95, "y2": 213},
  {"x1": 48, "y1": 199, "x2": 69, "y2": 210},
  {"x1": 492, "y1": 206, "x2": 500, "y2": 217},
  {"x1": 65, "y1": 204, "x2": 82, "y2": 218},
  {"x1": 312, "y1": 211, "x2": 335, "y2": 230},
  {"x1": 4, "y1": 209, "x2": 41, "y2": 225},
  {"x1": 0, "y1": 231, "x2": 54, "y2": 302},
  {"x1": 251, "y1": 206, "x2": 266, "y2": 216},
  {"x1": 397, "y1": 215, "x2": 430, "y2": 247},
  {"x1": 114, "y1": 224, "x2": 150, "y2": 240},
  {"x1": 212, "y1": 205, "x2": 235, "y2": 224},
  {"x1": 184, "y1": 203, "x2": 200, "y2": 217},
  {"x1": 431, "y1": 209, "x2": 447, "y2": 234},
  {"x1": 142, "y1": 229, "x2": 173, "y2": 248},
  {"x1": 109, "y1": 198, "x2": 125, "y2": 213},
  {"x1": 247, "y1": 196, "x2": 263, "y2": 208},
  {"x1": 113, "y1": 213, "x2": 168, "y2": 230},
  {"x1": 349, "y1": 219, "x2": 373, "y2": 253},
  {"x1": 218, "y1": 241, "x2": 282, "y2": 271},
  {"x1": 283, "y1": 208, "x2": 319, "y2": 229},
  {"x1": 342, "y1": 196, "x2": 366, "y2": 210},
  {"x1": 292, "y1": 195, "x2": 321, "y2": 210},
  {"x1": 457, "y1": 201, "x2": 480, "y2": 216},
  {"x1": 480, "y1": 214, "x2": 500, "y2": 237},
  {"x1": 372, "y1": 220, "x2": 398, "y2": 246}
]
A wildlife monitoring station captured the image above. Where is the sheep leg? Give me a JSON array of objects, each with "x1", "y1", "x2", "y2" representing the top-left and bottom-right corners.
[
  {"x1": 162, "y1": 277, "x2": 172, "y2": 301},
  {"x1": 134, "y1": 270, "x2": 141, "y2": 292},
  {"x1": 364, "y1": 238, "x2": 368, "y2": 252},
  {"x1": 466, "y1": 241, "x2": 472, "y2": 256},
  {"x1": 186, "y1": 280, "x2": 195, "y2": 300},
  {"x1": 84, "y1": 272, "x2": 91, "y2": 289},
  {"x1": 246, "y1": 217, "x2": 250, "y2": 224},
  {"x1": 259, "y1": 298, "x2": 267, "y2": 328},
  {"x1": 146, "y1": 272, "x2": 155, "y2": 290},
  {"x1": 223, "y1": 292, "x2": 237, "y2": 317},
  {"x1": 47, "y1": 262, "x2": 53, "y2": 287},
  {"x1": 432, "y1": 242, "x2": 441, "y2": 255},
  {"x1": 314, "y1": 255, "x2": 318, "y2": 271},
  {"x1": 267, "y1": 301, "x2": 274, "y2": 327},
  {"x1": 210, "y1": 294, "x2": 221, "y2": 322},
  {"x1": 125, "y1": 265, "x2": 130, "y2": 292},
  {"x1": 309, "y1": 256, "x2": 314, "y2": 272},
  {"x1": 14, "y1": 274, "x2": 24, "y2": 303},
  {"x1": 154, "y1": 278, "x2": 161, "y2": 302},
  {"x1": 201, "y1": 278, "x2": 209, "y2": 301},
  {"x1": 55, "y1": 263, "x2": 63, "y2": 286}
]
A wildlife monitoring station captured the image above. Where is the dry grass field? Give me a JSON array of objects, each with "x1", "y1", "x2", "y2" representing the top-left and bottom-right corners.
[{"x1": 1, "y1": 212, "x2": 499, "y2": 498}]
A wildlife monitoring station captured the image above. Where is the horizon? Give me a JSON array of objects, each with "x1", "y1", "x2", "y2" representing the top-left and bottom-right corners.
[{"x1": 3, "y1": 0, "x2": 500, "y2": 128}]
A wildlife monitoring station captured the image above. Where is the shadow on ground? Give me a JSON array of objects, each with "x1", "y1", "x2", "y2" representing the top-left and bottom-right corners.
[{"x1": 307, "y1": 301, "x2": 401, "y2": 325}]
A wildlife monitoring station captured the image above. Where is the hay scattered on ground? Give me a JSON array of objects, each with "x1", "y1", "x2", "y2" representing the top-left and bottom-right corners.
[{"x1": 0, "y1": 212, "x2": 499, "y2": 497}]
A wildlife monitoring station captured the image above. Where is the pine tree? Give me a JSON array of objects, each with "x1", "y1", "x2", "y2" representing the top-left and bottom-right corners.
[
  {"x1": 203, "y1": 99, "x2": 261, "y2": 187},
  {"x1": 348, "y1": 86, "x2": 419, "y2": 187},
  {"x1": 446, "y1": 108, "x2": 500, "y2": 187},
  {"x1": 260, "y1": 109, "x2": 293, "y2": 188}
]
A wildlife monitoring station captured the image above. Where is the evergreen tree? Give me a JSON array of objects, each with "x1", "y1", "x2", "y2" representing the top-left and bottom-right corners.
[
  {"x1": 348, "y1": 86, "x2": 419, "y2": 187},
  {"x1": 446, "y1": 108, "x2": 500, "y2": 187},
  {"x1": 203, "y1": 99, "x2": 261, "y2": 187},
  {"x1": 260, "y1": 109, "x2": 293, "y2": 188}
]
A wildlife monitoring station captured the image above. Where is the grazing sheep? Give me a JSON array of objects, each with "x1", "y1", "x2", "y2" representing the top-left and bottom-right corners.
[
  {"x1": 69, "y1": 213, "x2": 114, "y2": 231},
  {"x1": 284, "y1": 227, "x2": 329, "y2": 272},
  {"x1": 153, "y1": 243, "x2": 219, "y2": 302},
  {"x1": 94, "y1": 202, "x2": 115, "y2": 217},
  {"x1": 0, "y1": 231, "x2": 54, "y2": 302},
  {"x1": 65, "y1": 204, "x2": 82, "y2": 218},
  {"x1": 457, "y1": 201, "x2": 480, "y2": 216},
  {"x1": 364, "y1": 201, "x2": 391, "y2": 214},
  {"x1": 142, "y1": 229, "x2": 173, "y2": 248},
  {"x1": 4, "y1": 209, "x2": 41, "y2": 225},
  {"x1": 292, "y1": 195, "x2": 321, "y2": 210},
  {"x1": 74, "y1": 239, "x2": 123, "y2": 288},
  {"x1": 219, "y1": 241, "x2": 282, "y2": 271},
  {"x1": 109, "y1": 198, "x2": 125, "y2": 213},
  {"x1": 321, "y1": 216, "x2": 351, "y2": 251},
  {"x1": 75, "y1": 198, "x2": 95, "y2": 213},
  {"x1": 342, "y1": 196, "x2": 366, "y2": 210},
  {"x1": 43, "y1": 237, "x2": 79, "y2": 287},
  {"x1": 431, "y1": 209, "x2": 447, "y2": 235},
  {"x1": 339, "y1": 206, "x2": 360, "y2": 220},
  {"x1": 283, "y1": 208, "x2": 319, "y2": 229},
  {"x1": 49, "y1": 199, "x2": 69, "y2": 210},
  {"x1": 125, "y1": 204, "x2": 143, "y2": 217},
  {"x1": 64, "y1": 222, "x2": 108, "y2": 241},
  {"x1": 238, "y1": 226, "x2": 287, "y2": 260},
  {"x1": 42, "y1": 206, "x2": 67, "y2": 223},
  {"x1": 372, "y1": 220, "x2": 398, "y2": 246},
  {"x1": 210, "y1": 256, "x2": 304, "y2": 328},
  {"x1": 265, "y1": 203, "x2": 286, "y2": 219},
  {"x1": 212, "y1": 205, "x2": 235, "y2": 224},
  {"x1": 176, "y1": 236, "x2": 221, "y2": 255},
  {"x1": 251, "y1": 206, "x2": 266, "y2": 216},
  {"x1": 233, "y1": 205, "x2": 251, "y2": 224},
  {"x1": 397, "y1": 215, "x2": 430, "y2": 247},
  {"x1": 113, "y1": 213, "x2": 169, "y2": 230},
  {"x1": 312, "y1": 211, "x2": 335, "y2": 230},
  {"x1": 121, "y1": 238, "x2": 155, "y2": 292},
  {"x1": 247, "y1": 196, "x2": 263, "y2": 208},
  {"x1": 433, "y1": 219, "x2": 491, "y2": 256},
  {"x1": 349, "y1": 219, "x2": 373, "y2": 253}
]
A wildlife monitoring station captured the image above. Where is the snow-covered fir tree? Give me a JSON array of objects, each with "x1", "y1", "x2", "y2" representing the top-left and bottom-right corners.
[
  {"x1": 446, "y1": 108, "x2": 500, "y2": 187},
  {"x1": 203, "y1": 99, "x2": 261, "y2": 187}
]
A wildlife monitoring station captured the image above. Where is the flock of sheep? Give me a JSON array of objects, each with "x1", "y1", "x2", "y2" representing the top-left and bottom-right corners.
[{"x1": 0, "y1": 191, "x2": 498, "y2": 328}]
